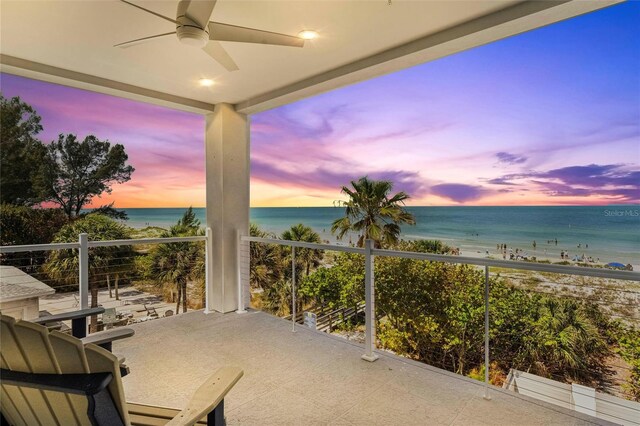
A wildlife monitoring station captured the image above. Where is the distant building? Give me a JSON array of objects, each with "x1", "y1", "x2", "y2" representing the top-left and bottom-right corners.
[
  {"x1": 0, "y1": 265, "x2": 55, "y2": 320},
  {"x1": 504, "y1": 369, "x2": 640, "y2": 425}
]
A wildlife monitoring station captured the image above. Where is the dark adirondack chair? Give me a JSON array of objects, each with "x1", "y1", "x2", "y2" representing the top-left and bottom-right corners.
[{"x1": 0, "y1": 314, "x2": 243, "y2": 425}]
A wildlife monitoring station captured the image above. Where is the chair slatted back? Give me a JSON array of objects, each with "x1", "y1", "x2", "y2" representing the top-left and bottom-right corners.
[{"x1": 0, "y1": 314, "x2": 131, "y2": 426}]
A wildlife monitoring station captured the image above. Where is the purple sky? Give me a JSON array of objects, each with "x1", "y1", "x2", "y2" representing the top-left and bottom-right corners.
[
  {"x1": 250, "y1": 2, "x2": 639, "y2": 206},
  {"x1": 1, "y1": 2, "x2": 638, "y2": 207}
]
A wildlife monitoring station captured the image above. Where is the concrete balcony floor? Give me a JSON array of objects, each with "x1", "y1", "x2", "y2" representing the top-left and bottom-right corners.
[{"x1": 117, "y1": 310, "x2": 611, "y2": 426}]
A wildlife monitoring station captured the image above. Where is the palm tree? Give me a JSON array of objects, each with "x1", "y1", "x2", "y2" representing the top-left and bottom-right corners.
[
  {"x1": 262, "y1": 279, "x2": 292, "y2": 316},
  {"x1": 331, "y1": 176, "x2": 415, "y2": 248},
  {"x1": 280, "y1": 224, "x2": 323, "y2": 314},
  {"x1": 45, "y1": 214, "x2": 133, "y2": 332},
  {"x1": 518, "y1": 298, "x2": 613, "y2": 389},
  {"x1": 249, "y1": 223, "x2": 282, "y2": 291},
  {"x1": 281, "y1": 224, "x2": 323, "y2": 277},
  {"x1": 147, "y1": 207, "x2": 203, "y2": 314}
]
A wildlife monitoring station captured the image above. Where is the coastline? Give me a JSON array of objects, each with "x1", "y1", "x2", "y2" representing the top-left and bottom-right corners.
[
  {"x1": 119, "y1": 205, "x2": 639, "y2": 270},
  {"x1": 128, "y1": 223, "x2": 639, "y2": 272}
]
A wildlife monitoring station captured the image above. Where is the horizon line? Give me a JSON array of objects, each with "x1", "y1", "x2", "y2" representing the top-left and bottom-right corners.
[{"x1": 96, "y1": 204, "x2": 640, "y2": 209}]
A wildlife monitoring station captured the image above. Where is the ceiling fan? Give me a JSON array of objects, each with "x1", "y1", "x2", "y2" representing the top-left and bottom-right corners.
[{"x1": 115, "y1": 0, "x2": 306, "y2": 72}]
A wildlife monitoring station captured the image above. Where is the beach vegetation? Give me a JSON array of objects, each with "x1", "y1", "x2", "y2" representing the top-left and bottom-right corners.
[
  {"x1": 331, "y1": 177, "x2": 415, "y2": 248},
  {"x1": 146, "y1": 207, "x2": 204, "y2": 314},
  {"x1": 394, "y1": 239, "x2": 453, "y2": 254},
  {"x1": 617, "y1": 327, "x2": 640, "y2": 400},
  {"x1": 44, "y1": 214, "x2": 133, "y2": 331},
  {"x1": 255, "y1": 237, "x2": 635, "y2": 398}
]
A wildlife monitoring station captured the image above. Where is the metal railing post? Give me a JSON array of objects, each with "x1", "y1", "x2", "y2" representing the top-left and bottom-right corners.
[
  {"x1": 291, "y1": 246, "x2": 296, "y2": 332},
  {"x1": 484, "y1": 265, "x2": 492, "y2": 400},
  {"x1": 237, "y1": 230, "x2": 247, "y2": 314},
  {"x1": 362, "y1": 239, "x2": 378, "y2": 362},
  {"x1": 204, "y1": 227, "x2": 213, "y2": 314},
  {"x1": 79, "y1": 233, "x2": 89, "y2": 310}
]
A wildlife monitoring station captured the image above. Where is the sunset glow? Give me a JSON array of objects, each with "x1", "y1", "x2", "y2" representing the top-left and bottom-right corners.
[{"x1": 1, "y1": 2, "x2": 638, "y2": 208}]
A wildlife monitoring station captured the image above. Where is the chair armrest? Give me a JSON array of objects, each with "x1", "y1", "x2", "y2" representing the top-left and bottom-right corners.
[
  {"x1": 0, "y1": 368, "x2": 113, "y2": 396},
  {"x1": 81, "y1": 327, "x2": 135, "y2": 347},
  {"x1": 33, "y1": 307, "x2": 106, "y2": 324},
  {"x1": 165, "y1": 367, "x2": 243, "y2": 426}
]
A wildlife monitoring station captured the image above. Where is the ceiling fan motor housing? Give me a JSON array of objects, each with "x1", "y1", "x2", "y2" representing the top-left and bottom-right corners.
[{"x1": 176, "y1": 15, "x2": 209, "y2": 48}]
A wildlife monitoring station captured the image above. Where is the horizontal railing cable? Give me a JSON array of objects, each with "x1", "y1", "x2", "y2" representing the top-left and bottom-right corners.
[
  {"x1": 242, "y1": 236, "x2": 365, "y2": 254},
  {"x1": 88, "y1": 236, "x2": 206, "y2": 247}
]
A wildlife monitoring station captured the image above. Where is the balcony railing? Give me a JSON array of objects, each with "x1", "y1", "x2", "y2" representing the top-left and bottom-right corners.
[
  {"x1": 241, "y1": 235, "x2": 640, "y2": 424},
  {"x1": 0, "y1": 231, "x2": 210, "y2": 327},
  {"x1": 2, "y1": 233, "x2": 639, "y2": 423}
]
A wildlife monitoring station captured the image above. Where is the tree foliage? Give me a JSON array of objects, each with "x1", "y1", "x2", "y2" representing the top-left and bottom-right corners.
[
  {"x1": 0, "y1": 204, "x2": 69, "y2": 272},
  {"x1": 332, "y1": 176, "x2": 415, "y2": 248},
  {"x1": 299, "y1": 252, "x2": 364, "y2": 311},
  {"x1": 85, "y1": 201, "x2": 129, "y2": 221},
  {"x1": 248, "y1": 223, "x2": 327, "y2": 315},
  {"x1": 281, "y1": 223, "x2": 323, "y2": 277},
  {"x1": 35, "y1": 134, "x2": 134, "y2": 218},
  {"x1": 248, "y1": 223, "x2": 283, "y2": 292},
  {"x1": 0, "y1": 94, "x2": 47, "y2": 205},
  {"x1": 0, "y1": 204, "x2": 68, "y2": 247}
]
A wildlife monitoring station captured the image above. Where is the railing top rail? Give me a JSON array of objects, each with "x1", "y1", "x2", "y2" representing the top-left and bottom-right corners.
[
  {"x1": 242, "y1": 236, "x2": 640, "y2": 282},
  {"x1": 372, "y1": 248, "x2": 640, "y2": 282},
  {"x1": 0, "y1": 242, "x2": 80, "y2": 253},
  {"x1": 0, "y1": 235, "x2": 207, "y2": 254},
  {"x1": 241, "y1": 236, "x2": 365, "y2": 254}
]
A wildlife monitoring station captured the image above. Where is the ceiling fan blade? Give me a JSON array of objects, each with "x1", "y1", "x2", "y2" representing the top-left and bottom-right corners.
[
  {"x1": 114, "y1": 32, "x2": 176, "y2": 48},
  {"x1": 208, "y1": 22, "x2": 304, "y2": 47},
  {"x1": 203, "y1": 41, "x2": 239, "y2": 72},
  {"x1": 120, "y1": 0, "x2": 177, "y2": 24},
  {"x1": 178, "y1": 0, "x2": 217, "y2": 29}
]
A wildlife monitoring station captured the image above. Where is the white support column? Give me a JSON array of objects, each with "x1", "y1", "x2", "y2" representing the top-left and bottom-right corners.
[
  {"x1": 204, "y1": 227, "x2": 213, "y2": 314},
  {"x1": 362, "y1": 239, "x2": 378, "y2": 362},
  {"x1": 236, "y1": 230, "x2": 247, "y2": 314},
  {"x1": 205, "y1": 103, "x2": 250, "y2": 313},
  {"x1": 291, "y1": 246, "x2": 296, "y2": 332},
  {"x1": 484, "y1": 265, "x2": 492, "y2": 400},
  {"x1": 79, "y1": 233, "x2": 89, "y2": 310}
]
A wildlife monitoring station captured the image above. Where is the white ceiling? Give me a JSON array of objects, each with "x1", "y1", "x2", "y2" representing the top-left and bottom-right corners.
[{"x1": 0, "y1": 0, "x2": 620, "y2": 114}]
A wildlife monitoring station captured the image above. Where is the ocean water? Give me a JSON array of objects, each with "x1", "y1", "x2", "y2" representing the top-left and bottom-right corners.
[{"x1": 122, "y1": 206, "x2": 640, "y2": 266}]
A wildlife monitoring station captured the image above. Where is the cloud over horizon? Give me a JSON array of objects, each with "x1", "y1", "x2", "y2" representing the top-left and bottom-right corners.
[
  {"x1": 430, "y1": 184, "x2": 490, "y2": 203},
  {"x1": 486, "y1": 164, "x2": 640, "y2": 203}
]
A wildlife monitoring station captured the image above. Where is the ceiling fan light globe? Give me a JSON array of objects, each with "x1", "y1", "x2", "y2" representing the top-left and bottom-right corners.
[{"x1": 177, "y1": 26, "x2": 209, "y2": 48}]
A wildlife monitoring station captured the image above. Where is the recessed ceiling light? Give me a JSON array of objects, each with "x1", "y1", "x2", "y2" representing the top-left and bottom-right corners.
[
  {"x1": 298, "y1": 30, "x2": 318, "y2": 40},
  {"x1": 199, "y1": 78, "x2": 214, "y2": 87}
]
